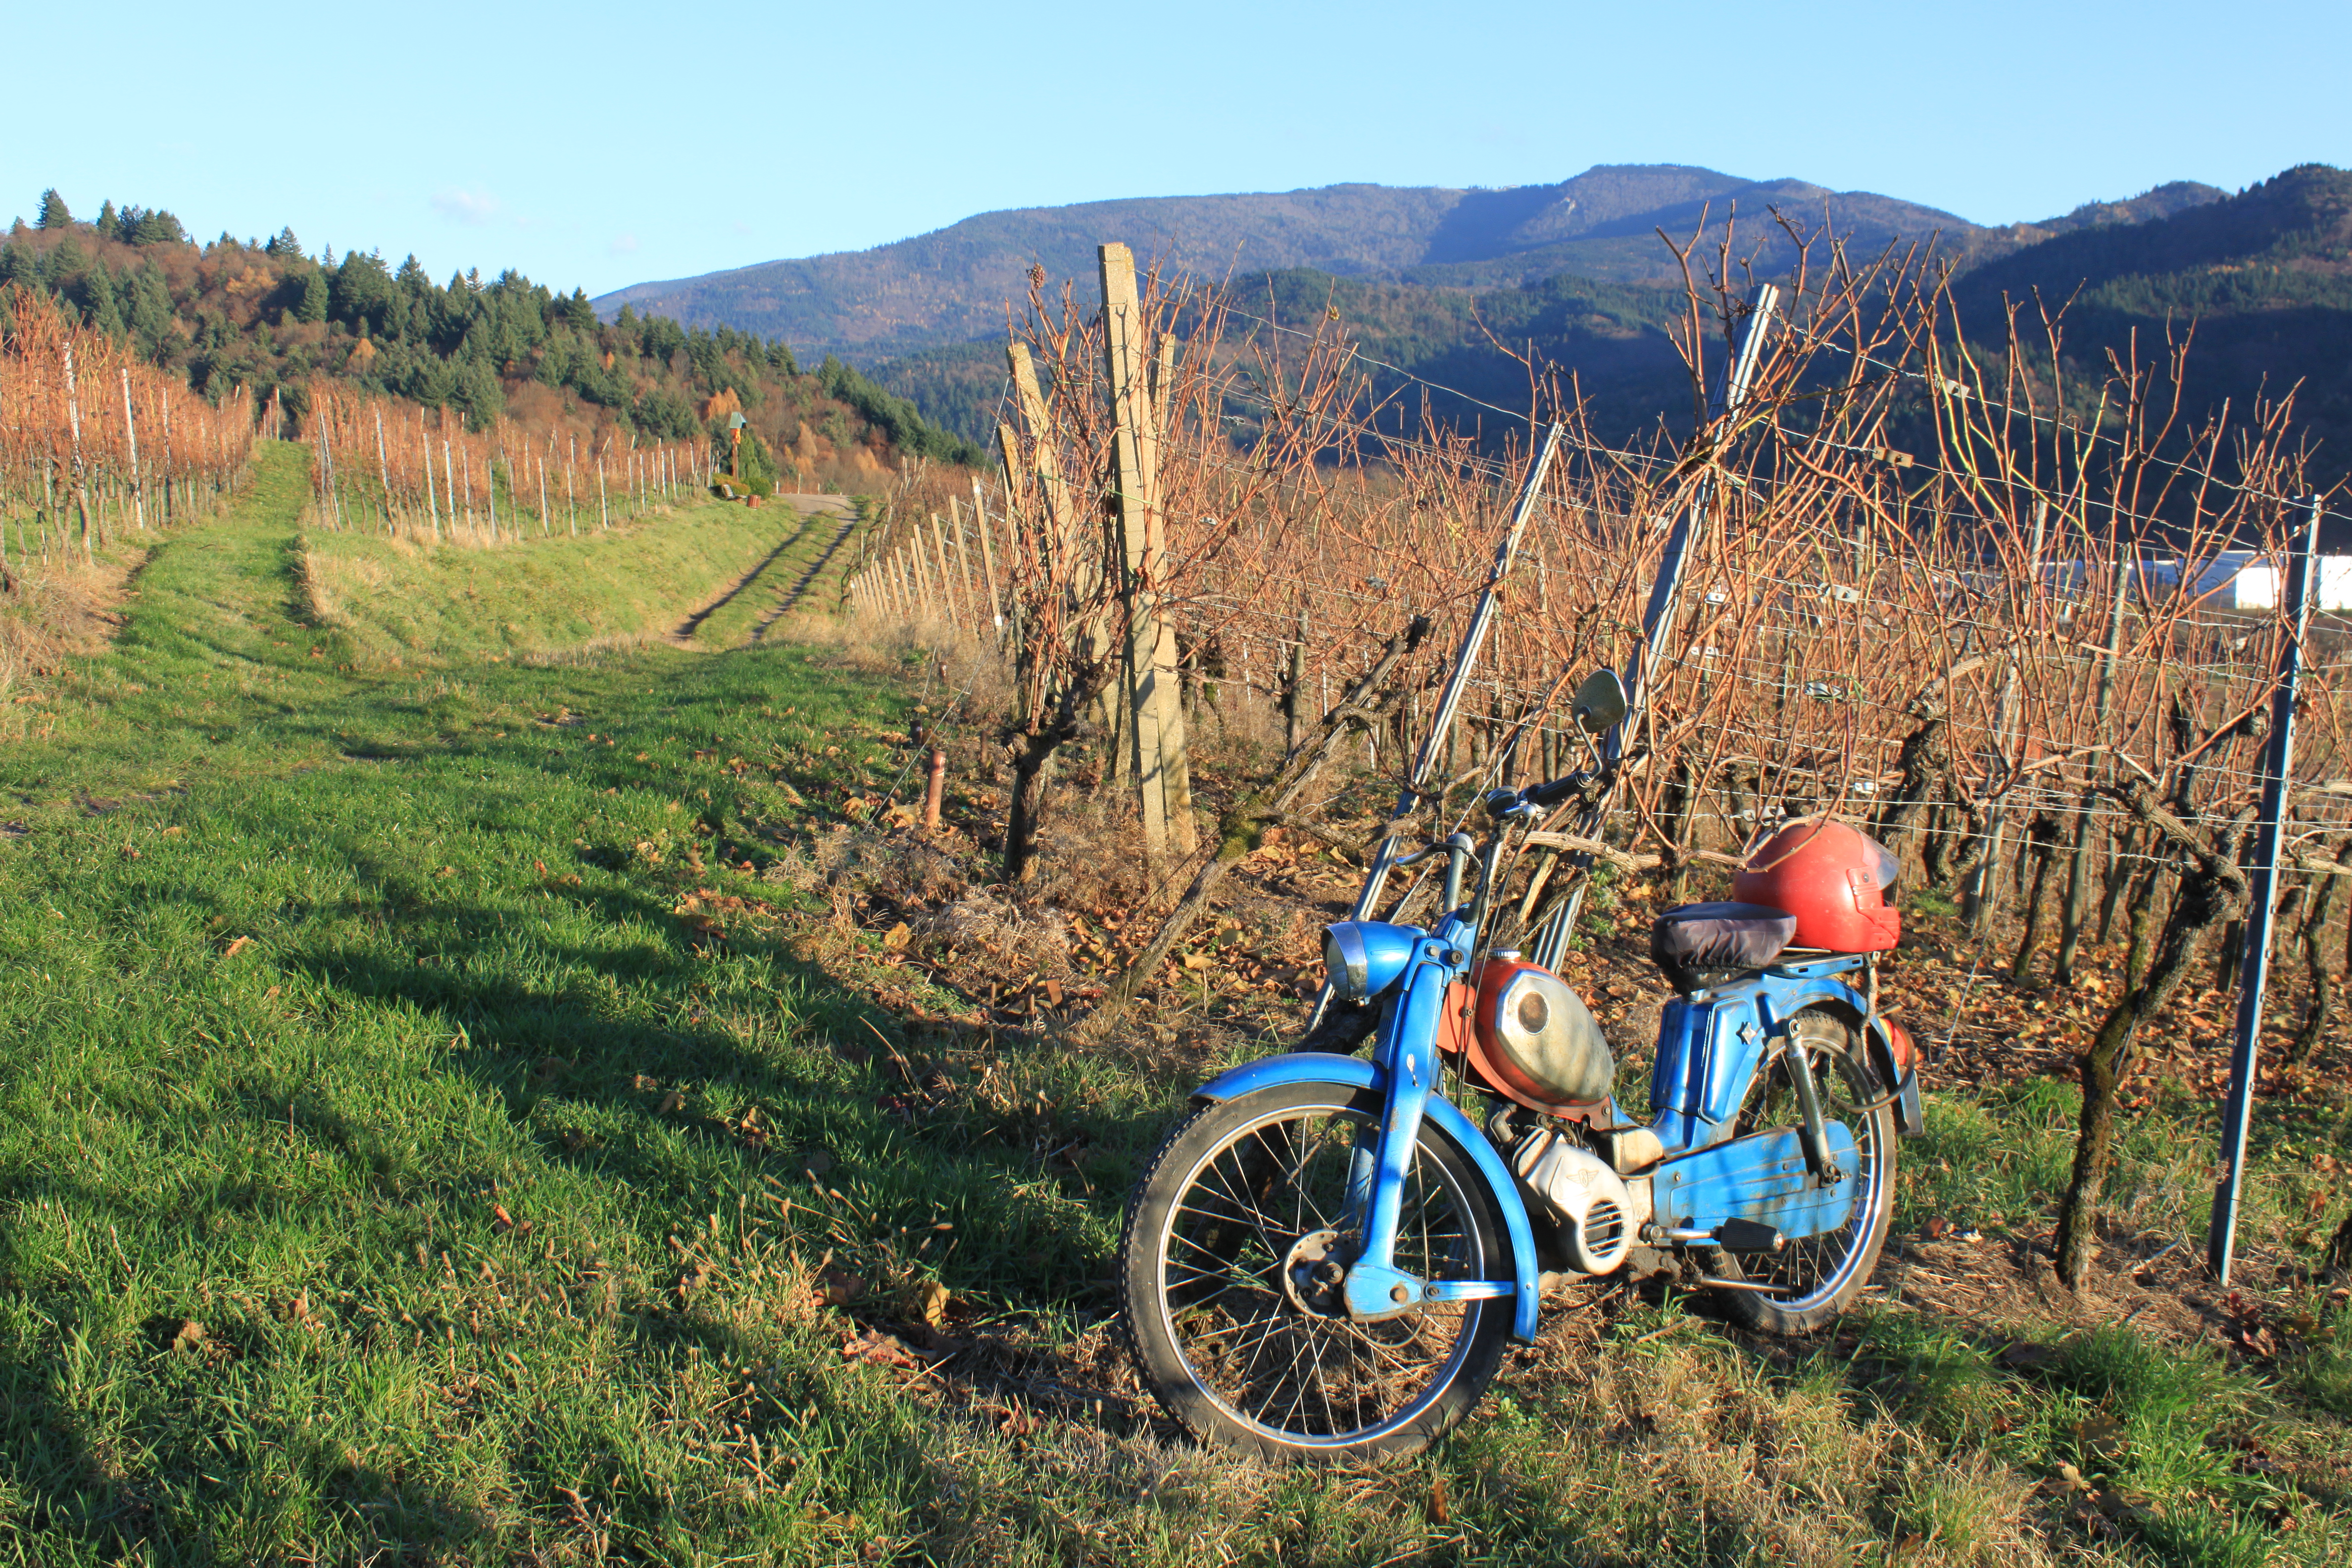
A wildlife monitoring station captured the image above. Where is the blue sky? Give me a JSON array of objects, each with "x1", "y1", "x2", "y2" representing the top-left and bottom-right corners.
[{"x1": 7, "y1": 1, "x2": 2345, "y2": 300}]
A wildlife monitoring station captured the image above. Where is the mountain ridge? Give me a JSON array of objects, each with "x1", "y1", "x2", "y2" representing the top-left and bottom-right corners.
[{"x1": 595, "y1": 164, "x2": 2040, "y2": 359}]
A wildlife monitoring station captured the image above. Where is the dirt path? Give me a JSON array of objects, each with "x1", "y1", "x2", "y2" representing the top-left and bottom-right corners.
[{"x1": 662, "y1": 494, "x2": 861, "y2": 650}]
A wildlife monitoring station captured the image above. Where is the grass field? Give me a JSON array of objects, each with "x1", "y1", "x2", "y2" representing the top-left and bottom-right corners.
[{"x1": 0, "y1": 446, "x2": 2349, "y2": 1564}]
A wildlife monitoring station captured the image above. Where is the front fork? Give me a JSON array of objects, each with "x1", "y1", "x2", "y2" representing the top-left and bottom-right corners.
[{"x1": 1340, "y1": 948, "x2": 1461, "y2": 1321}]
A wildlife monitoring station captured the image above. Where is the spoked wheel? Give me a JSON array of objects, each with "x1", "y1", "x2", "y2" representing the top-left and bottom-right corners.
[
  {"x1": 1707, "y1": 1008, "x2": 1898, "y2": 1333},
  {"x1": 1118, "y1": 1080, "x2": 1513, "y2": 1460}
]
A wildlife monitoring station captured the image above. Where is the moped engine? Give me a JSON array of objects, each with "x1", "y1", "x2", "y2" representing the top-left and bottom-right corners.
[{"x1": 1510, "y1": 1130, "x2": 1648, "y2": 1275}]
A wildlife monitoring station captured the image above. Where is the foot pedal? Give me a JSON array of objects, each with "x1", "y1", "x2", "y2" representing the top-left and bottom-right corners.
[{"x1": 1714, "y1": 1219, "x2": 1784, "y2": 1253}]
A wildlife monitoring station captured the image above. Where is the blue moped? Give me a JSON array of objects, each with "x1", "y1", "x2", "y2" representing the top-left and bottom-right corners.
[{"x1": 1117, "y1": 748, "x2": 1924, "y2": 1460}]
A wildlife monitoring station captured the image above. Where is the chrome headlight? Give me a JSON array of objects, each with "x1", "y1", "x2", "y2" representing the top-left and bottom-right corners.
[{"x1": 1321, "y1": 921, "x2": 1418, "y2": 1003}]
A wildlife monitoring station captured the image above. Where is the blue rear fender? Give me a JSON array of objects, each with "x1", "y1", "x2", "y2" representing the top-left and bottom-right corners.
[
  {"x1": 1191, "y1": 1053, "x2": 1542, "y2": 1343},
  {"x1": 1757, "y1": 978, "x2": 1924, "y2": 1136}
]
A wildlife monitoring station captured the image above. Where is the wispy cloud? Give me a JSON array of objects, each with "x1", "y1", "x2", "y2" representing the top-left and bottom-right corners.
[
  {"x1": 430, "y1": 187, "x2": 500, "y2": 225},
  {"x1": 610, "y1": 233, "x2": 639, "y2": 254}
]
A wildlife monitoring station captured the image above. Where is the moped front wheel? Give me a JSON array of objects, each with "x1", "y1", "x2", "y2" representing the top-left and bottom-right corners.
[
  {"x1": 1707, "y1": 1008, "x2": 1897, "y2": 1334},
  {"x1": 1118, "y1": 1080, "x2": 1512, "y2": 1460}
]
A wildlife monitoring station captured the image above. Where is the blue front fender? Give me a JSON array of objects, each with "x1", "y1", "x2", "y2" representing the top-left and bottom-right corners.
[{"x1": 1193, "y1": 1053, "x2": 1541, "y2": 1342}]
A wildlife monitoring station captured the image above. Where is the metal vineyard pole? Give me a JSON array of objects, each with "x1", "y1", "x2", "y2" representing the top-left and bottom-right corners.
[
  {"x1": 2210, "y1": 496, "x2": 2324, "y2": 1284},
  {"x1": 1530, "y1": 285, "x2": 1780, "y2": 970},
  {"x1": 1305, "y1": 420, "x2": 1565, "y2": 1027}
]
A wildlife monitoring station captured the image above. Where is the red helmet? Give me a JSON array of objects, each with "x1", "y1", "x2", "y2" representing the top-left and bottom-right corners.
[{"x1": 1730, "y1": 818, "x2": 1901, "y2": 953}]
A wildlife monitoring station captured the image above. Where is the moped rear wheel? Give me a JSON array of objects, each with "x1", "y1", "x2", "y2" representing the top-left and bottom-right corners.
[
  {"x1": 1119, "y1": 1080, "x2": 1512, "y2": 1460},
  {"x1": 1707, "y1": 1009, "x2": 1897, "y2": 1334}
]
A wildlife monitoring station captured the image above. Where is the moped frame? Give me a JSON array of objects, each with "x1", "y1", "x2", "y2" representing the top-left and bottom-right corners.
[{"x1": 1193, "y1": 925, "x2": 1921, "y2": 1345}]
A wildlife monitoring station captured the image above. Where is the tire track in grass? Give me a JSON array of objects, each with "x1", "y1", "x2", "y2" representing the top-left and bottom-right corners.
[{"x1": 750, "y1": 512, "x2": 862, "y2": 641}]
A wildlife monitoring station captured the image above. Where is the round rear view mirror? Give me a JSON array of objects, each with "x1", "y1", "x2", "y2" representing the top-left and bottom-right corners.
[{"x1": 1570, "y1": 668, "x2": 1628, "y2": 734}]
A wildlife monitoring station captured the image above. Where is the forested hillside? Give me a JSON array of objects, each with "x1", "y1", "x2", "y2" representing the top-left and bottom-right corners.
[
  {"x1": 0, "y1": 189, "x2": 982, "y2": 494},
  {"x1": 875, "y1": 166, "x2": 2352, "y2": 489},
  {"x1": 1953, "y1": 163, "x2": 2352, "y2": 473}
]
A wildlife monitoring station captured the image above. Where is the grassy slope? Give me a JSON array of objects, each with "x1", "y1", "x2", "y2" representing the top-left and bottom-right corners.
[
  {"x1": 0, "y1": 447, "x2": 2349, "y2": 1564},
  {"x1": 297, "y1": 492, "x2": 827, "y2": 667}
]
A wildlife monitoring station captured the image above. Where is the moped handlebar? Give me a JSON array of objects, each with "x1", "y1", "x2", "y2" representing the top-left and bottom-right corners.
[{"x1": 1520, "y1": 771, "x2": 1591, "y2": 810}]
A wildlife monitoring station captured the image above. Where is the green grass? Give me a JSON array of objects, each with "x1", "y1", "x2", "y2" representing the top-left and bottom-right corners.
[
  {"x1": 1, "y1": 444, "x2": 2350, "y2": 1564},
  {"x1": 296, "y1": 488, "x2": 822, "y2": 669}
]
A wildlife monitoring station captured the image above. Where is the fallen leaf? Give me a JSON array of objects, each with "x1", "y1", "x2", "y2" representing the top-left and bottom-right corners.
[
  {"x1": 882, "y1": 922, "x2": 911, "y2": 952},
  {"x1": 818, "y1": 1267, "x2": 868, "y2": 1307},
  {"x1": 918, "y1": 1280, "x2": 951, "y2": 1326},
  {"x1": 657, "y1": 1091, "x2": 686, "y2": 1115},
  {"x1": 263, "y1": 985, "x2": 281, "y2": 1000},
  {"x1": 843, "y1": 1329, "x2": 918, "y2": 1369},
  {"x1": 1428, "y1": 1473, "x2": 1450, "y2": 1525},
  {"x1": 170, "y1": 1319, "x2": 207, "y2": 1355},
  {"x1": 222, "y1": 935, "x2": 252, "y2": 959}
]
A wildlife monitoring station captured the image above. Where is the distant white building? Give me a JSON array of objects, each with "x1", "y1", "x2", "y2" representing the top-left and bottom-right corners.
[{"x1": 2124, "y1": 553, "x2": 2352, "y2": 612}]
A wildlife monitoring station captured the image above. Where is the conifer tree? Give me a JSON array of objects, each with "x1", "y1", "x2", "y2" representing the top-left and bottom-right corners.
[
  {"x1": 96, "y1": 199, "x2": 119, "y2": 241},
  {"x1": 37, "y1": 189, "x2": 71, "y2": 229},
  {"x1": 128, "y1": 265, "x2": 175, "y2": 353},
  {"x1": 297, "y1": 268, "x2": 329, "y2": 324},
  {"x1": 82, "y1": 262, "x2": 127, "y2": 338}
]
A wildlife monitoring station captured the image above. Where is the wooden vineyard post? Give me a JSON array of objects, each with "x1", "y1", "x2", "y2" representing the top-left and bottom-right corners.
[
  {"x1": 1970, "y1": 498, "x2": 2049, "y2": 935},
  {"x1": 63, "y1": 345, "x2": 95, "y2": 562},
  {"x1": 420, "y1": 417, "x2": 440, "y2": 538},
  {"x1": 597, "y1": 448, "x2": 609, "y2": 531},
  {"x1": 971, "y1": 477, "x2": 1004, "y2": 632},
  {"x1": 159, "y1": 391, "x2": 174, "y2": 525},
  {"x1": 565, "y1": 436, "x2": 578, "y2": 536},
  {"x1": 1099, "y1": 242, "x2": 1195, "y2": 862},
  {"x1": 928, "y1": 511, "x2": 963, "y2": 632},
  {"x1": 374, "y1": 408, "x2": 392, "y2": 535},
  {"x1": 948, "y1": 497, "x2": 979, "y2": 619},
  {"x1": 911, "y1": 528, "x2": 937, "y2": 620},
  {"x1": 443, "y1": 439, "x2": 459, "y2": 538},
  {"x1": 322, "y1": 408, "x2": 344, "y2": 531},
  {"x1": 537, "y1": 453, "x2": 550, "y2": 536},
  {"x1": 121, "y1": 370, "x2": 146, "y2": 531}
]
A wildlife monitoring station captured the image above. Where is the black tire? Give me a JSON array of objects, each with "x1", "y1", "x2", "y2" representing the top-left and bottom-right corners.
[
  {"x1": 1118, "y1": 1079, "x2": 1514, "y2": 1460},
  {"x1": 1707, "y1": 1008, "x2": 1898, "y2": 1334}
]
